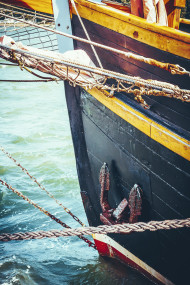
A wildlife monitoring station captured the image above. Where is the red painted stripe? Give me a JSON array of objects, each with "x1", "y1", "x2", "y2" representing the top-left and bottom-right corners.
[{"x1": 94, "y1": 238, "x2": 167, "y2": 285}]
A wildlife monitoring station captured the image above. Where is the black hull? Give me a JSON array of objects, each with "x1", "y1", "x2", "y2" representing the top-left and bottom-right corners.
[
  {"x1": 64, "y1": 4, "x2": 190, "y2": 285},
  {"x1": 65, "y1": 81, "x2": 190, "y2": 284}
]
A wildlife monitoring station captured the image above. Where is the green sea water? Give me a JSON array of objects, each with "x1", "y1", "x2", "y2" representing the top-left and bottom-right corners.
[{"x1": 0, "y1": 59, "x2": 154, "y2": 285}]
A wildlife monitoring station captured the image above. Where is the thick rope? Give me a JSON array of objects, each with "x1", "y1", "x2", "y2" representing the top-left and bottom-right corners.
[
  {"x1": 1, "y1": 44, "x2": 189, "y2": 107},
  {"x1": 0, "y1": 11, "x2": 189, "y2": 76},
  {"x1": 0, "y1": 168, "x2": 189, "y2": 242},
  {"x1": 0, "y1": 218, "x2": 190, "y2": 242}
]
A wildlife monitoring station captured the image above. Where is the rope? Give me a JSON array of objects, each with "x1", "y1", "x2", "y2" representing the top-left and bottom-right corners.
[
  {"x1": 0, "y1": 5, "x2": 57, "y2": 52},
  {"x1": 0, "y1": 1, "x2": 54, "y2": 20},
  {"x1": 10, "y1": 53, "x2": 59, "y2": 81},
  {"x1": 0, "y1": 11, "x2": 189, "y2": 76},
  {"x1": 0, "y1": 178, "x2": 96, "y2": 249},
  {"x1": 0, "y1": 152, "x2": 189, "y2": 244},
  {"x1": 70, "y1": 0, "x2": 103, "y2": 68},
  {"x1": 0, "y1": 146, "x2": 86, "y2": 227},
  {"x1": 0, "y1": 62, "x2": 17, "y2": 65},
  {"x1": 0, "y1": 79, "x2": 61, "y2": 82},
  {"x1": 0, "y1": 218, "x2": 190, "y2": 242},
  {"x1": 1, "y1": 44, "x2": 189, "y2": 108}
]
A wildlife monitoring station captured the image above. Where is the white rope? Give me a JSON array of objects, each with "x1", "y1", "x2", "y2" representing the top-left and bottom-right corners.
[
  {"x1": 70, "y1": 0, "x2": 103, "y2": 68},
  {"x1": 1, "y1": 12, "x2": 189, "y2": 76},
  {"x1": 0, "y1": 218, "x2": 190, "y2": 242}
]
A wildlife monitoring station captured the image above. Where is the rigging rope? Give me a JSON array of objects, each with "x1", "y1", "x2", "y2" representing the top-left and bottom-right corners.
[
  {"x1": 70, "y1": 0, "x2": 103, "y2": 68},
  {"x1": 0, "y1": 10, "x2": 189, "y2": 76},
  {"x1": 0, "y1": 1, "x2": 189, "y2": 247},
  {"x1": 0, "y1": 43, "x2": 189, "y2": 108},
  {"x1": 0, "y1": 146, "x2": 86, "y2": 227},
  {"x1": 0, "y1": 178, "x2": 96, "y2": 249},
  {"x1": 0, "y1": 3, "x2": 57, "y2": 51},
  {"x1": 0, "y1": 148, "x2": 189, "y2": 244},
  {"x1": 0, "y1": 218, "x2": 189, "y2": 242},
  {"x1": 0, "y1": 62, "x2": 17, "y2": 65},
  {"x1": 0, "y1": 1, "x2": 54, "y2": 20},
  {"x1": 0, "y1": 79, "x2": 60, "y2": 82}
]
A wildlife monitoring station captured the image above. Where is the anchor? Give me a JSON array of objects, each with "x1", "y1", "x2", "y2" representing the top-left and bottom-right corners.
[{"x1": 99, "y1": 163, "x2": 143, "y2": 225}]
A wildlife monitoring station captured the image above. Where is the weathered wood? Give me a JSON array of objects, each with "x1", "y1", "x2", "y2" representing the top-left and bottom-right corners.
[{"x1": 164, "y1": 0, "x2": 186, "y2": 28}]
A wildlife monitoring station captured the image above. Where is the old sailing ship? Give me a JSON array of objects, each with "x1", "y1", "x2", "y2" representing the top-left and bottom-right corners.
[{"x1": 0, "y1": 0, "x2": 190, "y2": 284}]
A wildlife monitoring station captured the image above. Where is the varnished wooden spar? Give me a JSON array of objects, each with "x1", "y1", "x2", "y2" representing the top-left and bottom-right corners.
[{"x1": 101, "y1": 0, "x2": 131, "y2": 13}]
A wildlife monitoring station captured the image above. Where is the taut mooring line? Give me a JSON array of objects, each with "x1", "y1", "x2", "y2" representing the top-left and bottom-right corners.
[
  {"x1": 0, "y1": 179, "x2": 96, "y2": 249},
  {"x1": 0, "y1": 145, "x2": 86, "y2": 227}
]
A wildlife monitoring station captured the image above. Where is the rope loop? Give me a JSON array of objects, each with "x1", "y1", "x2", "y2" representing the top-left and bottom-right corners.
[{"x1": 1, "y1": 44, "x2": 189, "y2": 107}]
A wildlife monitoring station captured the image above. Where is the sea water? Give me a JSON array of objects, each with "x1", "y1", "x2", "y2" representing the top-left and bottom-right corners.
[{"x1": 0, "y1": 60, "x2": 154, "y2": 284}]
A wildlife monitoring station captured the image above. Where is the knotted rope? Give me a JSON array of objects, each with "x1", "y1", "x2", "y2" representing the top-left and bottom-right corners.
[
  {"x1": 0, "y1": 10, "x2": 189, "y2": 76},
  {"x1": 0, "y1": 43, "x2": 190, "y2": 109}
]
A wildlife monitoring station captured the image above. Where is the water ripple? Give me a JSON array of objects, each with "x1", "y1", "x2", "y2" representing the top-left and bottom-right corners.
[{"x1": 0, "y1": 59, "x2": 153, "y2": 284}]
